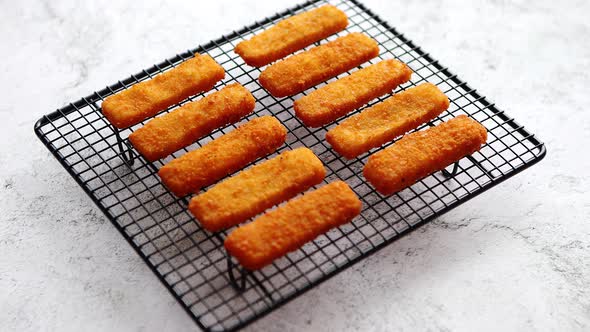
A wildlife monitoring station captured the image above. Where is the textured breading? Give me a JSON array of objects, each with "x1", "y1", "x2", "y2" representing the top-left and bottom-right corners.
[
  {"x1": 235, "y1": 5, "x2": 348, "y2": 67},
  {"x1": 363, "y1": 115, "x2": 487, "y2": 195},
  {"x1": 158, "y1": 116, "x2": 287, "y2": 197},
  {"x1": 224, "y1": 181, "x2": 362, "y2": 270},
  {"x1": 258, "y1": 33, "x2": 379, "y2": 97},
  {"x1": 189, "y1": 147, "x2": 325, "y2": 232},
  {"x1": 129, "y1": 84, "x2": 255, "y2": 162},
  {"x1": 326, "y1": 83, "x2": 449, "y2": 159},
  {"x1": 101, "y1": 54, "x2": 225, "y2": 128},
  {"x1": 294, "y1": 59, "x2": 412, "y2": 127}
]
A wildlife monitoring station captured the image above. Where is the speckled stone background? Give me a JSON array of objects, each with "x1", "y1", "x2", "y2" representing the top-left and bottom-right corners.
[{"x1": 1, "y1": 0, "x2": 588, "y2": 331}]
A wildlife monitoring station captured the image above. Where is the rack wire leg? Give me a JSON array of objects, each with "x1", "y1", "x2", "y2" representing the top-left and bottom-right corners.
[
  {"x1": 114, "y1": 127, "x2": 135, "y2": 166},
  {"x1": 227, "y1": 254, "x2": 248, "y2": 292},
  {"x1": 441, "y1": 161, "x2": 459, "y2": 177}
]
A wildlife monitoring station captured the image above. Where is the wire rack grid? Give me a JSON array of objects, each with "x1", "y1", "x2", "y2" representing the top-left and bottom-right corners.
[{"x1": 34, "y1": 0, "x2": 546, "y2": 331}]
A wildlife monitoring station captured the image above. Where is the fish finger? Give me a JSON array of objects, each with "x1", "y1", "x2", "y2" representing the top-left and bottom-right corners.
[
  {"x1": 129, "y1": 83, "x2": 255, "y2": 162},
  {"x1": 224, "y1": 181, "x2": 362, "y2": 270},
  {"x1": 235, "y1": 5, "x2": 348, "y2": 67},
  {"x1": 159, "y1": 116, "x2": 287, "y2": 197},
  {"x1": 259, "y1": 33, "x2": 379, "y2": 97},
  {"x1": 363, "y1": 115, "x2": 487, "y2": 195},
  {"x1": 189, "y1": 147, "x2": 325, "y2": 232},
  {"x1": 102, "y1": 54, "x2": 225, "y2": 128},
  {"x1": 294, "y1": 59, "x2": 412, "y2": 127},
  {"x1": 326, "y1": 83, "x2": 449, "y2": 159}
]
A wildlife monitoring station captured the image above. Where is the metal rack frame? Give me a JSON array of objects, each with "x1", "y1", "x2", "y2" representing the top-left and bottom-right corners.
[{"x1": 34, "y1": 0, "x2": 546, "y2": 331}]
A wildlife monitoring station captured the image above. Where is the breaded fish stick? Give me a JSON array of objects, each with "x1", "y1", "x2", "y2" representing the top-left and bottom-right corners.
[
  {"x1": 259, "y1": 33, "x2": 379, "y2": 97},
  {"x1": 326, "y1": 83, "x2": 449, "y2": 159},
  {"x1": 294, "y1": 59, "x2": 412, "y2": 127},
  {"x1": 129, "y1": 84, "x2": 255, "y2": 162},
  {"x1": 363, "y1": 115, "x2": 487, "y2": 195},
  {"x1": 189, "y1": 147, "x2": 325, "y2": 232},
  {"x1": 159, "y1": 116, "x2": 287, "y2": 197},
  {"x1": 225, "y1": 181, "x2": 362, "y2": 270},
  {"x1": 102, "y1": 54, "x2": 225, "y2": 128},
  {"x1": 235, "y1": 5, "x2": 348, "y2": 67}
]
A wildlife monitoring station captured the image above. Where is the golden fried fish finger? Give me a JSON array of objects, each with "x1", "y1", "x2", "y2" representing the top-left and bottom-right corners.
[
  {"x1": 224, "y1": 181, "x2": 362, "y2": 270},
  {"x1": 235, "y1": 5, "x2": 348, "y2": 67},
  {"x1": 129, "y1": 84, "x2": 255, "y2": 162},
  {"x1": 189, "y1": 147, "x2": 326, "y2": 232},
  {"x1": 294, "y1": 59, "x2": 412, "y2": 127},
  {"x1": 158, "y1": 116, "x2": 287, "y2": 197},
  {"x1": 326, "y1": 83, "x2": 450, "y2": 159},
  {"x1": 102, "y1": 54, "x2": 225, "y2": 128},
  {"x1": 259, "y1": 33, "x2": 379, "y2": 97},
  {"x1": 363, "y1": 115, "x2": 487, "y2": 195}
]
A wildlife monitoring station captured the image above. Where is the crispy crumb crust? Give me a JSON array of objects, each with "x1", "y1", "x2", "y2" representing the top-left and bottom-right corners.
[
  {"x1": 189, "y1": 147, "x2": 325, "y2": 232},
  {"x1": 363, "y1": 115, "x2": 487, "y2": 195},
  {"x1": 224, "y1": 181, "x2": 362, "y2": 270},
  {"x1": 258, "y1": 33, "x2": 379, "y2": 97},
  {"x1": 101, "y1": 54, "x2": 224, "y2": 128},
  {"x1": 294, "y1": 59, "x2": 412, "y2": 127},
  {"x1": 326, "y1": 83, "x2": 449, "y2": 159},
  {"x1": 129, "y1": 83, "x2": 255, "y2": 161},
  {"x1": 235, "y1": 5, "x2": 348, "y2": 67},
  {"x1": 158, "y1": 116, "x2": 286, "y2": 197}
]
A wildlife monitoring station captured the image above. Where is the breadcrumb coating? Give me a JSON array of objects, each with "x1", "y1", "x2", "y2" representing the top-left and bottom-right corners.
[
  {"x1": 294, "y1": 59, "x2": 412, "y2": 127},
  {"x1": 327, "y1": 83, "x2": 449, "y2": 159},
  {"x1": 129, "y1": 83, "x2": 255, "y2": 161},
  {"x1": 363, "y1": 115, "x2": 487, "y2": 195},
  {"x1": 225, "y1": 181, "x2": 362, "y2": 270},
  {"x1": 189, "y1": 147, "x2": 325, "y2": 232},
  {"x1": 102, "y1": 54, "x2": 224, "y2": 128},
  {"x1": 159, "y1": 116, "x2": 286, "y2": 197},
  {"x1": 235, "y1": 5, "x2": 348, "y2": 67},
  {"x1": 259, "y1": 33, "x2": 379, "y2": 97}
]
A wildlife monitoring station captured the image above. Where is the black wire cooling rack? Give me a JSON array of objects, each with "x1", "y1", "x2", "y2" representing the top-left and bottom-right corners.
[{"x1": 34, "y1": 0, "x2": 546, "y2": 330}]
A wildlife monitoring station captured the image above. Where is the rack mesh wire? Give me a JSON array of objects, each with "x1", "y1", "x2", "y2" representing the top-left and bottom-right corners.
[{"x1": 34, "y1": 0, "x2": 546, "y2": 331}]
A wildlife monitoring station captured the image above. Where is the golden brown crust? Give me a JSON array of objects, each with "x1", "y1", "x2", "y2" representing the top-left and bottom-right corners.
[
  {"x1": 363, "y1": 115, "x2": 488, "y2": 195},
  {"x1": 101, "y1": 54, "x2": 225, "y2": 128},
  {"x1": 158, "y1": 116, "x2": 287, "y2": 197},
  {"x1": 326, "y1": 83, "x2": 449, "y2": 159},
  {"x1": 224, "y1": 181, "x2": 362, "y2": 270},
  {"x1": 258, "y1": 33, "x2": 379, "y2": 97},
  {"x1": 294, "y1": 59, "x2": 412, "y2": 127},
  {"x1": 235, "y1": 5, "x2": 348, "y2": 67},
  {"x1": 189, "y1": 147, "x2": 326, "y2": 232},
  {"x1": 128, "y1": 83, "x2": 255, "y2": 162}
]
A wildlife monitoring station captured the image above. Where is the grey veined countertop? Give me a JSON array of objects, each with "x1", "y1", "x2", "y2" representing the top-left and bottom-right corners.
[{"x1": 1, "y1": 0, "x2": 589, "y2": 331}]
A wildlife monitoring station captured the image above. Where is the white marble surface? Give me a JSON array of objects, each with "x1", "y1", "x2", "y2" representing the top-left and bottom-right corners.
[{"x1": 1, "y1": 0, "x2": 589, "y2": 331}]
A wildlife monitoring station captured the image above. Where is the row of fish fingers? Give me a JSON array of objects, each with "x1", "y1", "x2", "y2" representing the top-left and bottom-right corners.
[{"x1": 97, "y1": 4, "x2": 487, "y2": 271}]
